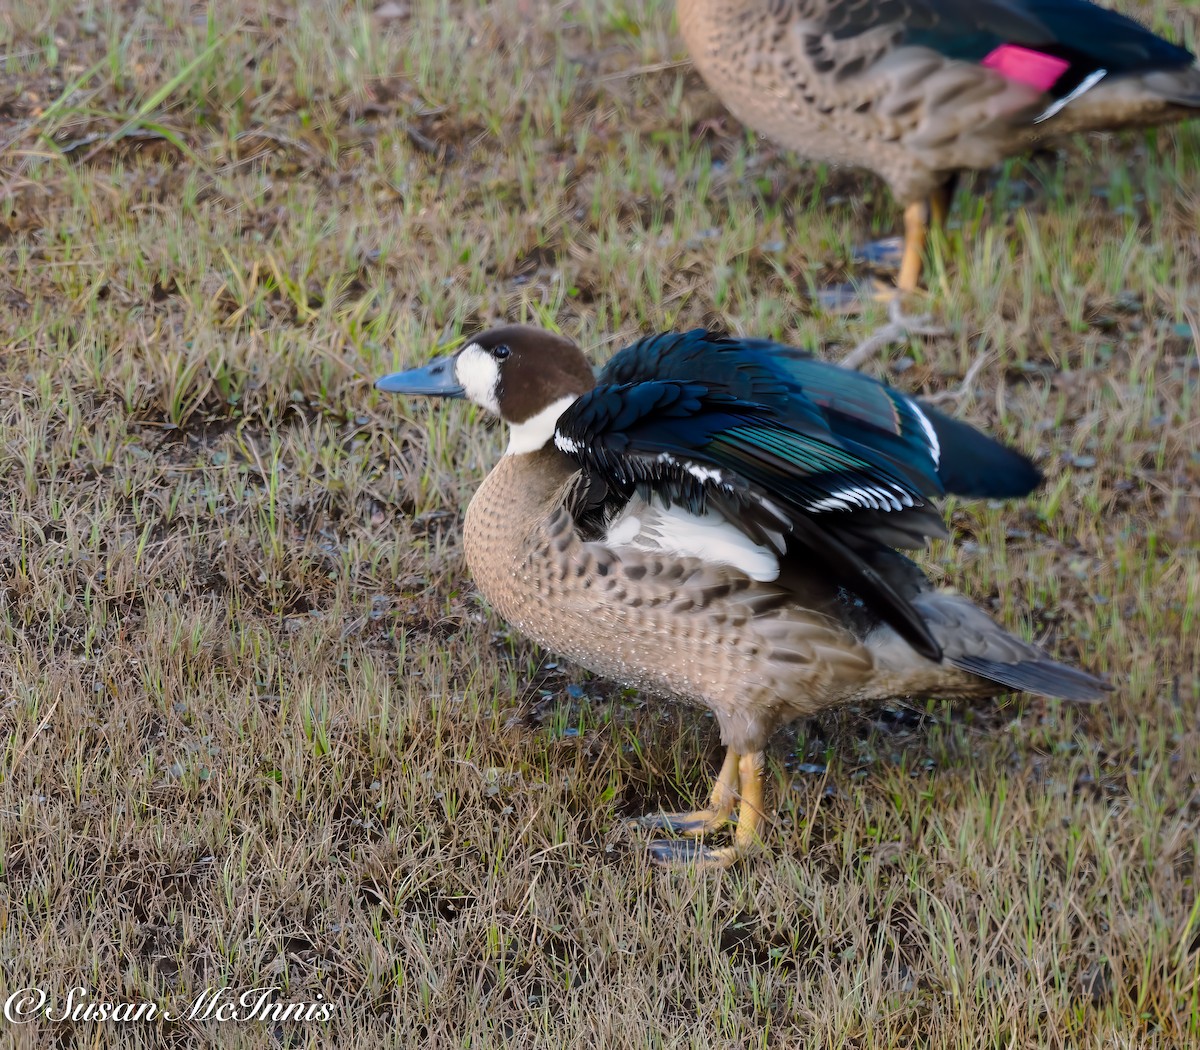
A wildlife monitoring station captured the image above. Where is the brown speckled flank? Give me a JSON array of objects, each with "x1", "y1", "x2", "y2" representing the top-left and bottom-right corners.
[{"x1": 466, "y1": 449, "x2": 1053, "y2": 760}]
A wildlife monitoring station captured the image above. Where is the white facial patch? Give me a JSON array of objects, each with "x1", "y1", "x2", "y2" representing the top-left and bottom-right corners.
[
  {"x1": 506, "y1": 395, "x2": 578, "y2": 456},
  {"x1": 604, "y1": 496, "x2": 780, "y2": 582},
  {"x1": 454, "y1": 344, "x2": 501, "y2": 414}
]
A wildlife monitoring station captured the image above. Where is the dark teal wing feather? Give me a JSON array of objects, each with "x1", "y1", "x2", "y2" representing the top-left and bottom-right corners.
[{"x1": 559, "y1": 330, "x2": 1043, "y2": 660}]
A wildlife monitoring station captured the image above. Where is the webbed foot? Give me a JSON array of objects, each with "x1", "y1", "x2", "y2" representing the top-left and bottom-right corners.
[{"x1": 638, "y1": 751, "x2": 767, "y2": 869}]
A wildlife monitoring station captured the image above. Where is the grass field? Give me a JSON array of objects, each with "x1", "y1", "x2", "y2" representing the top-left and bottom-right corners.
[{"x1": 2, "y1": 1, "x2": 1199, "y2": 1045}]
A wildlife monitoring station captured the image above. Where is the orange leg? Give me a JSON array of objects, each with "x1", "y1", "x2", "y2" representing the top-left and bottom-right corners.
[
  {"x1": 637, "y1": 747, "x2": 739, "y2": 837},
  {"x1": 824, "y1": 181, "x2": 955, "y2": 310},
  {"x1": 646, "y1": 751, "x2": 768, "y2": 868},
  {"x1": 897, "y1": 200, "x2": 929, "y2": 294}
]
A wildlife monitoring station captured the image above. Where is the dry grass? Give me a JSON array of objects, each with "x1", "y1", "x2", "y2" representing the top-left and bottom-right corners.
[{"x1": 1, "y1": 1, "x2": 1198, "y2": 1046}]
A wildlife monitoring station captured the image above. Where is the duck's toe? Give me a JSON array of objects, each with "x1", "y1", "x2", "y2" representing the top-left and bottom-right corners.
[
  {"x1": 631, "y1": 747, "x2": 740, "y2": 838},
  {"x1": 645, "y1": 837, "x2": 744, "y2": 869},
  {"x1": 814, "y1": 277, "x2": 902, "y2": 315},
  {"x1": 852, "y1": 236, "x2": 905, "y2": 270},
  {"x1": 632, "y1": 806, "x2": 733, "y2": 837},
  {"x1": 640, "y1": 750, "x2": 767, "y2": 869},
  {"x1": 826, "y1": 199, "x2": 933, "y2": 309}
]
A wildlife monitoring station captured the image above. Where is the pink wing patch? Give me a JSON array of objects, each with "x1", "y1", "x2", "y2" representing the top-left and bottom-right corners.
[{"x1": 981, "y1": 45, "x2": 1070, "y2": 93}]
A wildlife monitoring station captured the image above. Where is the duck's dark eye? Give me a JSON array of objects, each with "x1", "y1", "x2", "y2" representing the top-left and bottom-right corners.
[{"x1": 491, "y1": 344, "x2": 511, "y2": 361}]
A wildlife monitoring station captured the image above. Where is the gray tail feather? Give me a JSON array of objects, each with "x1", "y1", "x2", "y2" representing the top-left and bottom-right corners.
[
  {"x1": 949, "y1": 654, "x2": 1112, "y2": 703},
  {"x1": 1142, "y1": 70, "x2": 1200, "y2": 108}
]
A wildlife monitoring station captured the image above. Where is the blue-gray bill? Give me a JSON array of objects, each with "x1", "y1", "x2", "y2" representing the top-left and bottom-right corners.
[{"x1": 375, "y1": 353, "x2": 463, "y2": 398}]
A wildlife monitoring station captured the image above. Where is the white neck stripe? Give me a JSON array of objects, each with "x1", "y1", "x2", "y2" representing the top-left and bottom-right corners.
[{"x1": 505, "y1": 395, "x2": 579, "y2": 455}]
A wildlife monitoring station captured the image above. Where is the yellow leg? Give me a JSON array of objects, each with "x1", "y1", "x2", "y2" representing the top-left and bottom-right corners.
[
  {"x1": 707, "y1": 747, "x2": 741, "y2": 827},
  {"x1": 731, "y1": 751, "x2": 766, "y2": 854},
  {"x1": 822, "y1": 183, "x2": 954, "y2": 311},
  {"x1": 645, "y1": 750, "x2": 768, "y2": 868},
  {"x1": 897, "y1": 200, "x2": 929, "y2": 294},
  {"x1": 636, "y1": 747, "x2": 739, "y2": 836}
]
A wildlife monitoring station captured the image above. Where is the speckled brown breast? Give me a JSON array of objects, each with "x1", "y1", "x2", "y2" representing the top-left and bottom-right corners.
[
  {"x1": 460, "y1": 447, "x2": 1067, "y2": 752},
  {"x1": 462, "y1": 449, "x2": 890, "y2": 753}
]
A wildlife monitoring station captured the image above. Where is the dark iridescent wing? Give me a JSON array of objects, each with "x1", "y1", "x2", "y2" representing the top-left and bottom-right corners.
[
  {"x1": 556, "y1": 381, "x2": 944, "y2": 657},
  {"x1": 559, "y1": 330, "x2": 1041, "y2": 659},
  {"x1": 592, "y1": 329, "x2": 1039, "y2": 506}
]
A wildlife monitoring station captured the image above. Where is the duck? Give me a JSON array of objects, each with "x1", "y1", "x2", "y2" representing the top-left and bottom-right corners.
[
  {"x1": 376, "y1": 325, "x2": 1110, "y2": 866},
  {"x1": 676, "y1": 0, "x2": 1200, "y2": 299}
]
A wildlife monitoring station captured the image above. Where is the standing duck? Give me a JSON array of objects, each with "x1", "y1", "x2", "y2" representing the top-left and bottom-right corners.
[
  {"x1": 377, "y1": 326, "x2": 1109, "y2": 866},
  {"x1": 677, "y1": 0, "x2": 1200, "y2": 297}
]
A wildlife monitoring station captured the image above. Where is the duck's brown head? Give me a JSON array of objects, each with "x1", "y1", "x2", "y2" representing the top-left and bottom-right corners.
[{"x1": 375, "y1": 325, "x2": 596, "y2": 453}]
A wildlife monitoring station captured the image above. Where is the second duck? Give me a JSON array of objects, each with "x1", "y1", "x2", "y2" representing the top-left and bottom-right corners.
[{"x1": 678, "y1": 0, "x2": 1200, "y2": 298}]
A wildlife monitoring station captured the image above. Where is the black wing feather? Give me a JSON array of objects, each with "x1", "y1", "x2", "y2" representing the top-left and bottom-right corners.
[
  {"x1": 948, "y1": 653, "x2": 1110, "y2": 702},
  {"x1": 558, "y1": 330, "x2": 1043, "y2": 662},
  {"x1": 916, "y1": 401, "x2": 1042, "y2": 498}
]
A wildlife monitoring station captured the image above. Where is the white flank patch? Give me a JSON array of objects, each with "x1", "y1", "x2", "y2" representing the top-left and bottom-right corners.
[
  {"x1": 507, "y1": 395, "x2": 579, "y2": 455},
  {"x1": 910, "y1": 401, "x2": 940, "y2": 467},
  {"x1": 1034, "y1": 68, "x2": 1108, "y2": 124},
  {"x1": 454, "y1": 344, "x2": 501, "y2": 414},
  {"x1": 604, "y1": 514, "x2": 641, "y2": 546},
  {"x1": 605, "y1": 496, "x2": 780, "y2": 581}
]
